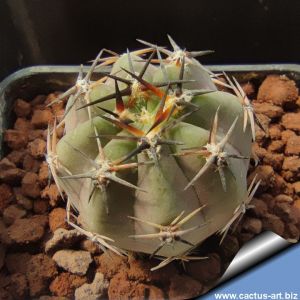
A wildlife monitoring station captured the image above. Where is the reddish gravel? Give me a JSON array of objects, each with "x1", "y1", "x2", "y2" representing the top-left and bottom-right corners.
[{"x1": 0, "y1": 73, "x2": 299, "y2": 299}]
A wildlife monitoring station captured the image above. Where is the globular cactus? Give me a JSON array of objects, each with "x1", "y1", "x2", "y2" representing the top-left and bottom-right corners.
[{"x1": 47, "y1": 36, "x2": 261, "y2": 270}]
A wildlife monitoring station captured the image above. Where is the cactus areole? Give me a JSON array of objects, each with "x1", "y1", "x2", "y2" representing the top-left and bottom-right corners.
[{"x1": 47, "y1": 37, "x2": 260, "y2": 270}]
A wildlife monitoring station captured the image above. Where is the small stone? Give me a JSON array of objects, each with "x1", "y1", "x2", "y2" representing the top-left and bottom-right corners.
[
  {"x1": 241, "y1": 82, "x2": 255, "y2": 97},
  {"x1": 14, "y1": 98, "x2": 31, "y2": 117},
  {"x1": 263, "y1": 153, "x2": 284, "y2": 171},
  {"x1": 5, "y1": 252, "x2": 31, "y2": 274},
  {"x1": 38, "y1": 162, "x2": 49, "y2": 187},
  {"x1": 252, "y1": 143, "x2": 267, "y2": 160},
  {"x1": 3, "y1": 205, "x2": 27, "y2": 225},
  {"x1": 49, "y1": 208, "x2": 68, "y2": 232},
  {"x1": 282, "y1": 113, "x2": 300, "y2": 132},
  {"x1": 292, "y1": 182, "x2": 300, "y2": 195},
  {"x1": 281, "y1": 130, "x2": 296, "y2": 144},
  {"x1": 95, "y1": 251, "x2": 128, "y2": 279},
  {"x1": 0, "y1": 168, "x2": 25, "y2": 185},
  {"x1": 50, "y1": 272, "x2": 87, "y2": 298},
  {"x1": 0, "y1": 244, "x2": 5, "y2": 270},
  {"x1": 253, "y1": 102, "x2": 283, "y2": 119},
  {"x1": 8, "y1": 273, "x2": 28, "y2": 300},
  {"x1": 186, "y1": 253, "x2": 221, "y2": 282},
  {"x1": 45, "y1": 228, "x2": 84, "y2": 254},
  {"x1": 33, "y1": 199, "x2": 49, "y2": 214},
  {"x1": 221, "y1": 235, "x2": 240, "y2": 258},
  {"x1": 268, "y1": 124, "x2": 282, "y2": 140},
  {"x1": 22, "y1": 154, "x2": 41, "y2": 173},
  {"x1": 31, "y1": 94, "x2": 47, "y2": 106},
  {"x1": 75, "y1": 272, "x2": 109, "y2": 300},
  {"x1": 6, "y1": 215, "x2": 47, "y2": 245},
  {"x1": 14, "y1": 188, "x2": 33, "y2": 210},
  {"x1": 267, "y1": 140, "x2": 284, "y2": 153},
  {"x1": 26, "y1": 254, "x2": 58, "y2": 297},
  {"x1": 283, "y1": 156, "x2": 300, "y2": 175},
  {"x1": 274, "y1": 194, "x2": 293, "y2": 203},
  {"x1": 273, "y1": 201, "x2": 298, "y2": 223},
  {"x1": 257, "y1": 75, "x2": 298, "y2": 106},
  {"x1": 0, "y1": 184, "x2": 14, "y2": 213},
  {"x1": 4, "y1": 130, "x2": 28, "y2": 150},
  {"x1": 262, "y1": 214, "x2": 285, "y2": 236},
  {"x1": 28, "y1": 138, "x2": 46, "y2": 158},
  {"x1": 41, "y1": 184, "x2": 62, "y2": 206},
  {"x1": 80, "y1": 239, "x2": 102, "y2": 255},
  {"x1": 285, "y1": 136, "x2": 300, "y2": 155},
  {"x1": 28, "y1": 129, "x2": 45, "y2": 141},
  {"x1": 14, "y1": 118, "x2": 32, "y2": 131},
  {"x1": 21, "y1": 172, "x2": 41, "y2": 198},
  {"x1": 284, "y1": 223, "x2": 300, "y2": 241},
  {"x1": 242, "y1": 217, "x2": 262, "y2": 234},
  {"x1": 31, "y1": 109, "x2": 53, "y2": 129},
  {"x1": 248, "y1": 165, "x2": 275, "y2": 193},
  {"x1": 250, "y1": 198, "x2": 269, "y2": 217},
  {"x1": 6, "y1": 150, "x2": 26, "y2": 166},
  {"x1": 53, "y1": 250, "x2": 92, "y2": 275},
  {"x1": 168, "y1": 274, "x2": 203, "y2": 300}
]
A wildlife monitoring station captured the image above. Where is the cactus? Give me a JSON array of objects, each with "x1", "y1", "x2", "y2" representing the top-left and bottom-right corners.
[{"x1": 47, "y1": 36, "x2": 261, "y2": 270}]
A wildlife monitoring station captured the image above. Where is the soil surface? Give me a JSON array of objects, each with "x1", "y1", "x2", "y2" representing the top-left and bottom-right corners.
[{"x1": 0, "y1": 74, "x2": 300, "y2": 299}]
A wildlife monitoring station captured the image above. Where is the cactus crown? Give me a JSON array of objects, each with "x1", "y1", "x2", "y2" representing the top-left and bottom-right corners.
[{"x1": 47, "y1": 36, "x2": 260, "y2": 270}]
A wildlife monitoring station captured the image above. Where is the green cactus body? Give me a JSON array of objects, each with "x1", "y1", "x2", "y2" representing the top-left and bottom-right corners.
[{"x1": 49, "y1": 38, "x2": 254, "y2": 262}]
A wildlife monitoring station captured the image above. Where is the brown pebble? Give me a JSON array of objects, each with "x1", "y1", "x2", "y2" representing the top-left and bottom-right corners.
[
  {"x1": 49, "y1": 272, "x2": 87, "y2": 298},
  {"x1": 14, "y1": 187, "x2": 33, "y2": 210},
  {"x1": 243, "y1": 217, "x2": 262, "y2": 234},
  {"x1": 262, "y1": 214, "x2": 285, "y2": 236},
  {"x1": 284, "y1": 223, "x2": 300, "y2": 241},
  {"x1": 22, "y1": 154, "x2": 41, "y2": 173},
  {"x1": 268, "y1": 124, "x2": 282, "y2": 140},
  {"x1": 0, "y1": 163, "x2": 25, "y2": 185},
  {"x1": 271, "y1": 173, "x2": 288, "y2": 195},
  {"x1": 0, "y1": 184, "x2": 14, "y2": 212},
  {"x1": 3, "y1": 205, "x2": 27, "y2": 225},
  {"x1": 28, "y1": 138, "x2": 46, "y2": 158},
  {"x1": 292, "y1": 182, "x2": 300, "y2": 195},
  {"x1": 4, "y1": 130, "x2": 28, "y2": 150},
  {"x1": 28, "y1": 129, "x2": 45, "y2": 141},
  {"x1": 281, "y1": 130, "x2": 296, "y2": 144},
  {"x1": 273, "y1": 201, "x2": 298, "y2": 223},
  {"x1": 257, "y1": 75, "x2": 298, "y2": 106},
  {"x1": 6, "y1": 150, "x2": 26, "y2": 166},
  {"x1": 5, "y1": 252, "x2": 31, "y2": 274},
  {"x1": 8, "y1": 273, "x2": 29, "y2": 300},
  {"x1": 168, "y1": 274, "x2": 203, "y2": 299},
  {"x1": 186, "y1": 253, "x2": 221, "y2": 282},
  {"x1": 263, "y1": 153, "x2": 284, "y2": 171},
  {"x1": 27, "y1": 254, "x2": 58, "y2": 297},
  {"x1": 21, "y1": 172, "x2": 41, "y2": 198},
  {"x1": 5, "y1": 215, "x2": 48, "y2": 245},
  {"x1": 14, "y1": 118, "x2": 32, "y2": 131},
  {"x1": 41, "y1": 184, "x2": 62, "y2": 206},
  {"x1": 253, "y1": 102, "x2": 283, "y2": 119},
  {"x1": 252, "y1": 143, "x2": 267, "y2": 160},
  {"x1": 14, "y1": 98, "x2": 31, "y2": 117},
  {"x1": 31, "y1": 109, "x2": 53, "y2": 129},
  {"x1": 250, "y1": 198, "x2": 269, "y2": 217},
  {"x1": 285, "y1": 136, "x2": 300, "y2": 155},
  {"x1": 38, "y1": 162, "x2": 49, "y2": 187},
  {"x1": 282, "y1": 156, "x2": 300, "y2": 171},
  {"x1": 80, "y1": 239, "x2": 101, "y2": 255},
  {"x1": 282, "y1": 112, "x2": 300, "y2": 132},
  {"x1": 49, "y1": 208, "x2": 68, "y2": 232},
  {"x1": 31, "y1": 94, "x2": 47, "y2": 106},
  {"x1": 33, "y1": 199, "x2": 49, "y2": 214},
  {"x1": 220, "y1": 235, "x2": 239, "y2": 258},
  {"x1": 241, "y1": 82, "x2": 255, "y2": 97},
  {"x1": 267, "y1": 140, "x2": 284, "y2": 153},
  {"x1": 248, "y1": 165, "x2": 275, "y2": 193}
]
